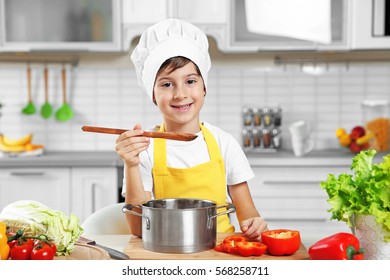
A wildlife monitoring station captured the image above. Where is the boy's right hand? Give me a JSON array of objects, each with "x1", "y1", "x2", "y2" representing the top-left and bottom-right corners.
[{"x1": 115, "y1": 124, "x2": 150, "y2": 167}]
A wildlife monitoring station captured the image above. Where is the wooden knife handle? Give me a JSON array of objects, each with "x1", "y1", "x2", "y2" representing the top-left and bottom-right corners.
[{"x1": 81, "y1": 126, "x2": 197, "y2": 141}]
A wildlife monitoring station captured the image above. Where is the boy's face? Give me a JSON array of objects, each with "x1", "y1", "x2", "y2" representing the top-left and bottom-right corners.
[{"x1": 153, "y1": 62, "x2": 205, "y2": 132}]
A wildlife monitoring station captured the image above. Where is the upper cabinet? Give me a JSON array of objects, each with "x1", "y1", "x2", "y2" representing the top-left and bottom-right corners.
[
  {"x1": 0, "y1": 0, "x2": 122, "y2": 52},
  {"x1": 121, "y1": 0, "x2": 227, "y2": 50},
  {"x1": 351, "y1": 0, "x2": 390, "y2": 49},
  {"x1": 222, "y1": 0, "x2": 350, "y2": 52}
]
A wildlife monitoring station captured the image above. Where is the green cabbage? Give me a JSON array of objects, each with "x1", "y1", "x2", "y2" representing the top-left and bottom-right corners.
[
  {"x1": 0, "y1": 200, "x2": 83, "y2": 255},
  {"x1": 321, "y1": 150, "x2": 390, "y2": 242}
]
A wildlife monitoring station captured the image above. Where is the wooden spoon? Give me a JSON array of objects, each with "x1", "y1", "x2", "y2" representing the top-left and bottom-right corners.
[{"x1": 81, "y1": 126, "x2": 198, "y2": 141}]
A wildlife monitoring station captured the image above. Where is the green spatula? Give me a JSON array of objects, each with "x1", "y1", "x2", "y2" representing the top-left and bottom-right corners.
[
  {"x1": 21, "y1": 65, "x2": 36, "y2": 115},
  {"x1": 55, "y1": 66, "x2": 73, "y2": 122},
  {"x1": 40, "y1": 66, "x2": 53, "y2": 119}
]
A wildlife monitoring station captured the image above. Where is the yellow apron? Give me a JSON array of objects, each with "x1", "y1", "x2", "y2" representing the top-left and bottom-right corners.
[{"x1": 152, "y1": 123, "x2": 234, "y2": 233}]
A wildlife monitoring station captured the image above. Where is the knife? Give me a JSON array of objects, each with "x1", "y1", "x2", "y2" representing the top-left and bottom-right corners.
[{"x1": 78, "y1": 236, "x2": 130, "y2": 260}]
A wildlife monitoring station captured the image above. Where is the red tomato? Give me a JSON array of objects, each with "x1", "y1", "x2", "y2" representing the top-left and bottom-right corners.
[
  {"x1": 353, "y1": 253, "x2": 364, "y2": 260},
  {"x1": 237, "y1": 241, "x2": 268, "y2": 257},
  {"x1": 8, "y1": 239, "x2": 18, "y2": 249},
  {"x1": 261, "y1": 229, "x2": 301, "y2": 256},
  {"x1": 10, "y1": 241, "x2": 32, "y2": 260},
  {"x1": 30, "y1": 243, "x2": 55, "y2": 260}
]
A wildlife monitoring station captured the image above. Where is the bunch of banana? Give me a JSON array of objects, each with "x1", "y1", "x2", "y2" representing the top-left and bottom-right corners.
[{"x1": 0, "y1": 133, "x2": 43, "y2": 153}]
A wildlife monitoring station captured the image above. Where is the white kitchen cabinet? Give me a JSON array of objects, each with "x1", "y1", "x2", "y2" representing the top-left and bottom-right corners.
[
  {"x1": 223, "y1": 0, "x2": 351, "y2": 52},
  {"x1": 0, "y1": 168, "x2": 71, "y2": 214},
  {"x1": 0, "y1": 0, "x2": 122, "y2": 52},
  {"x1": 351, "y1": 0, "x2": 390, "y2": 49},
  {"x1": 70, "y1": 167, "x2": 118, "y2": 223},
  {"x1": 241, "y1": 165, "x2": 351, "y2": 247},
  {"x1": 121, "y1": 0, "x2": 227, "y2": 50}
]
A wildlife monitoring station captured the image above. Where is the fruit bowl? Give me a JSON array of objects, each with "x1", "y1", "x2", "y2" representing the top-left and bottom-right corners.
[{"x1": 336, "y1": 126, "x2": 373, "y2": 153}]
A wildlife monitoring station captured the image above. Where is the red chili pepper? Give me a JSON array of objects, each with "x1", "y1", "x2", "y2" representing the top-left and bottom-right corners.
[
  {"x1": 308, "y1": 232, "x2": 365, "y2": 260},
  {"x1": 261, "y1": 229, "x2": 301, "y2": 256}
]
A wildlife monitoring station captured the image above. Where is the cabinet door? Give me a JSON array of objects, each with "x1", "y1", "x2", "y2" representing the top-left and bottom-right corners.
[
  {"x1": 0, "y1": 0, "x2": 122, "y2": 52},
  {"x1": 226, "y1": 0, "x2": 350, "y2": 52},
  {"x1": 0, "y1": 168, "x2": 71, "y2": 214},
  {"x1": 71, "y1": 167, "x2": 118, "y2": 222},
  {"x1": 246, "y1": 166, "x2": 351, "y2": 246}
]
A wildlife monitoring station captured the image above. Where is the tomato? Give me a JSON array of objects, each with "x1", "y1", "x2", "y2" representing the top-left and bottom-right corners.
[
  {"x1": 237, "y1": 241, "x2": 267, "y2": 257},
  {"x1": 353, "y1": 253, "x2": 364, "y2": 260},
  {"x1": 30, "y1": 243, "x2": 55, "y2": 260},
  {"x1": 261, "y1": 229, "x2": 301, "y2": 256},
  {"x1": 10, "y1": 241, "x2": 33, "y2": 260},
  {"x1": 222, "y1": 235, "x2": 247, "y2": 255}
]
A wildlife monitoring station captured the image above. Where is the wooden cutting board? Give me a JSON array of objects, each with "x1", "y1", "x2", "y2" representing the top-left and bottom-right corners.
[{"x1": 124, "y1": 233, "x2": 309, "y2": 260}]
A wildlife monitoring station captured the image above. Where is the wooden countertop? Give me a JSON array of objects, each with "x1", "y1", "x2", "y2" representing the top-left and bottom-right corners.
[{"x1": 124, "y1": 233, "x2": 309, "y2": 260}]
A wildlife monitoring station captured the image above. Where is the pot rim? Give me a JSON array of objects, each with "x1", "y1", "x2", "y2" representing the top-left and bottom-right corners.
[{"x1": 140, "y1": 198, "x2": 218, "y2": 210}]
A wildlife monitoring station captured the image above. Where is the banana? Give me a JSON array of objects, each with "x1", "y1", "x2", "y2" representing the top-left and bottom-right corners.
[
  {"x1": 0, "y1": 135, "x2": 27, "y2": 152},
  {"x1": 1, "y1": 133, "x2": 32, "y2": 146}
]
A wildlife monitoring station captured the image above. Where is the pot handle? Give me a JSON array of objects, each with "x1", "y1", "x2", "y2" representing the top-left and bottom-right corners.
[
  {"x1": 208, "y1": 203, "x2": 236, "y2": 229},
  {"x1": 122, "y1": 204, "x2": 150, "y2": 230}
]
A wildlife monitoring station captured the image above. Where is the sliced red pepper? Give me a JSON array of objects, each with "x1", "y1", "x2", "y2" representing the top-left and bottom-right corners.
[
  {"x1": 261, "y1": 229, "x2": 301, "y2": 256},
  {"x1": 308, "y1": 232, "x2": 365, "y2": 260},
  {"x1": 222, "y1": 235, "x2": 247, "y2": 255},
  {"x1": 214, "y1": 243, "x2": 224, "y2": 252},
  {"x1": 237, "y1": 241, "x2": 267, "y2": 257}
]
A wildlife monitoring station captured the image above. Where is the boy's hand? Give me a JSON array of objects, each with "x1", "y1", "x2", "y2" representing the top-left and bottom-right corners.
[
  {"x1": 115, "y1": 124, "x2": 150, "y2": 167},
  {"x1": 240, "y1": 217, "x2": 268, "y2": 241}
]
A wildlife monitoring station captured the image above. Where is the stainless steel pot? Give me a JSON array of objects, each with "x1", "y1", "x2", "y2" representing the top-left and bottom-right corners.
[{"x1": 122, "y1": 198, "x2": 235, "y2": 253}]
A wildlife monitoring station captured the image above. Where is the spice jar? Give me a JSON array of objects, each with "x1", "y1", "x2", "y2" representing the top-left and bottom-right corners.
[
  {"x1": 272, "y1": 107, "x2": 282, "y2": 126},
  {"x1": 271, "y1": 128, "x2": 281, "y2": 148},
  {"x1": 252, "y1": 108, "x2": 262, "y2": 126},
  {"x1": 252, "y1": 128, "x2": 261, "y2": 148},
  {"x1": 243, "y1": 107, "x2": 253, "y2": 126},
  {"x1": 262, "y1": 108, "x2": 272, "y2": 127},
  {"x1": 242, "y1": 129, "x2": 252, "y2": 148},
  {"x1": 262, "y1": 128, "x2": 271, "y2": 148}
]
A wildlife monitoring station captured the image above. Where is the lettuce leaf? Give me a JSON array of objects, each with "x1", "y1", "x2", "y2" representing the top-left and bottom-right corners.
[
  {"x1": 0, "y1": 200, "x2": 83, "y2": 255},
  {"x1": 320, "y1": 150, "x2": 390, "y2": 242}
]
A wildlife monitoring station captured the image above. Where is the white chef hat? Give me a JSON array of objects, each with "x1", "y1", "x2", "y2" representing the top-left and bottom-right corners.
[{"x1": 131, "y1": 18, "x2": 211, "y2": 101}]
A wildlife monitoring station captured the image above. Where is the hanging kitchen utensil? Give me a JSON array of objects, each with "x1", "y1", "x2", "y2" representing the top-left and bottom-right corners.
[
  {"x1": 55, "y1": 65, "x2": 74, "y2": 122},
  {"x1": 21, "y1": 64, "x2": 36, "y2": 115},
  {"x1": 40, "y1": 65, "x2": 53, "y2": 119}
]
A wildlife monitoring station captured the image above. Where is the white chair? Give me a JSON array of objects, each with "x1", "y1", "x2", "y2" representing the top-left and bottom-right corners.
[{"x1": 81, "y1": 202, "x2": 131, "y2": 235}]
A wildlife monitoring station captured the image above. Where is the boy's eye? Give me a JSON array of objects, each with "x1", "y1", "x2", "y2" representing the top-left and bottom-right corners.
[
  {"x1": 161, "y1": 82, "x2": 172, "y2": 87},
  {"x1": 187, "y1": 79, "x2": 196, "y2": 85}
]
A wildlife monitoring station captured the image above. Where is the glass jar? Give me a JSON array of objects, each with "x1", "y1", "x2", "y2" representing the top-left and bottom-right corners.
[
  {"x1": 272, "y1": 107, "x2": 282, "y2": 126},
  {"x1": 252, "y1": 107, "x2": 262, "y2": 126},
  {"x1": 262, "y1": 108, "x2": 272, "y2": 127},
  {"x1": 242, "y1": 129, "x2": 252, "y2": 148},
  {"x1": 362, "y1": 100, "x2": 390, "y2": 151},
  {"x1": 242, "y1": 107, "x2": 253, "y2": 126},
  {"x1": 252, "y1": 128, "x2": 261, "y2": 148},
  {"x1": 262, "y1": 128, "x2": 271, "y2": 148},
  {"x1": 271, "y1": 128, "x2": 281, "y2": 148}
]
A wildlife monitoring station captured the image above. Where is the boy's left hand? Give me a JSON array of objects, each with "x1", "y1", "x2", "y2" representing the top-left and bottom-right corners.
[{"x1": 240, "y1": 217, "x2": 268, "y2": 241}]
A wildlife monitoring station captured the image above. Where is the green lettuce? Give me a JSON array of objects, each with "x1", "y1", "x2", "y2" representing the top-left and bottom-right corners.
[
  {"x1": 0, "y1": 200, "x2": 83, "y2": 255},
  {"x1": 321, "y1": 150, "x2": 390, "y2": 242}
]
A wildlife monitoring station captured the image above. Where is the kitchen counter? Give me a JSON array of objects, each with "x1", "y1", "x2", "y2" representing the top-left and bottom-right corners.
[
  {"x1": 86, "y1": 233, "x2": 309, "y2": 260},
  {"x1": 1, "y1": 149, "x2": 387, "y2": 168}
]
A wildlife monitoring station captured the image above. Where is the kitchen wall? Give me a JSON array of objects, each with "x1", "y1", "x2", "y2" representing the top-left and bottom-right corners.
[{"x1": 1, "y1": 48, "x2": 390, "y2": 152}]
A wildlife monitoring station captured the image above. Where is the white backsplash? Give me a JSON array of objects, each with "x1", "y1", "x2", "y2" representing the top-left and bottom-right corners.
[{"x1": 0, "y1": 63, "x2": 389, "y2": 151}]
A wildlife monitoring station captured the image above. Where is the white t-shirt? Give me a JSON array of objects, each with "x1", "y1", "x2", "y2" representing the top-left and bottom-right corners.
[{"x1": 122, "y1": 121, "x2": 255, "y2": 199}]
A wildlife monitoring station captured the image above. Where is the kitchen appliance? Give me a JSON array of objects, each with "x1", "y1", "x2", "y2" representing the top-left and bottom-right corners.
[
  {"x1": 242, "y1": 105, "x2": 282, "y2": 152},
  {"x1": 122, "y1": 198, "x2": 235, "y2": 253}
]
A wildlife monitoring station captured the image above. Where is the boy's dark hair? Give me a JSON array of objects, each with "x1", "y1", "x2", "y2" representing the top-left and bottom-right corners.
[{"x1": 157, "y1": 56, "x2": 202, "y2": 78}]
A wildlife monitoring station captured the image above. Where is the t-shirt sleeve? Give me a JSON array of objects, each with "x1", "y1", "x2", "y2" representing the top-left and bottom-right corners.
[{"x1": 223, "y1": 134, "x2": 255, "y2": 186}]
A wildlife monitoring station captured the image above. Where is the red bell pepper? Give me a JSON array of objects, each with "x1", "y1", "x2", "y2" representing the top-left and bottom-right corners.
[
  {"x1": 222, "y1": 235, "x2": 247, "y2": 255},
  {"x1": 261, "y1": 229, "x2": 301, "y2": 256},
  {"x1": 308, "y1": 232, "x2": 365, "y2": 260},
  {"x1": 237, "y1": 241, "x2": 267, "y2": 257}
]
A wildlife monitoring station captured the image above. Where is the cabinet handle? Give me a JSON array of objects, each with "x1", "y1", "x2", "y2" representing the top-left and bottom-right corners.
[
  {"x1": 263, "y1": 180, "x2": 321, "y2": 184},
  {"x1": 10, "y1": 171, "x2": 45, "y2": 176},
  {"x1": 91, "y1": 183, "x2": 97, "y2": 213}
]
